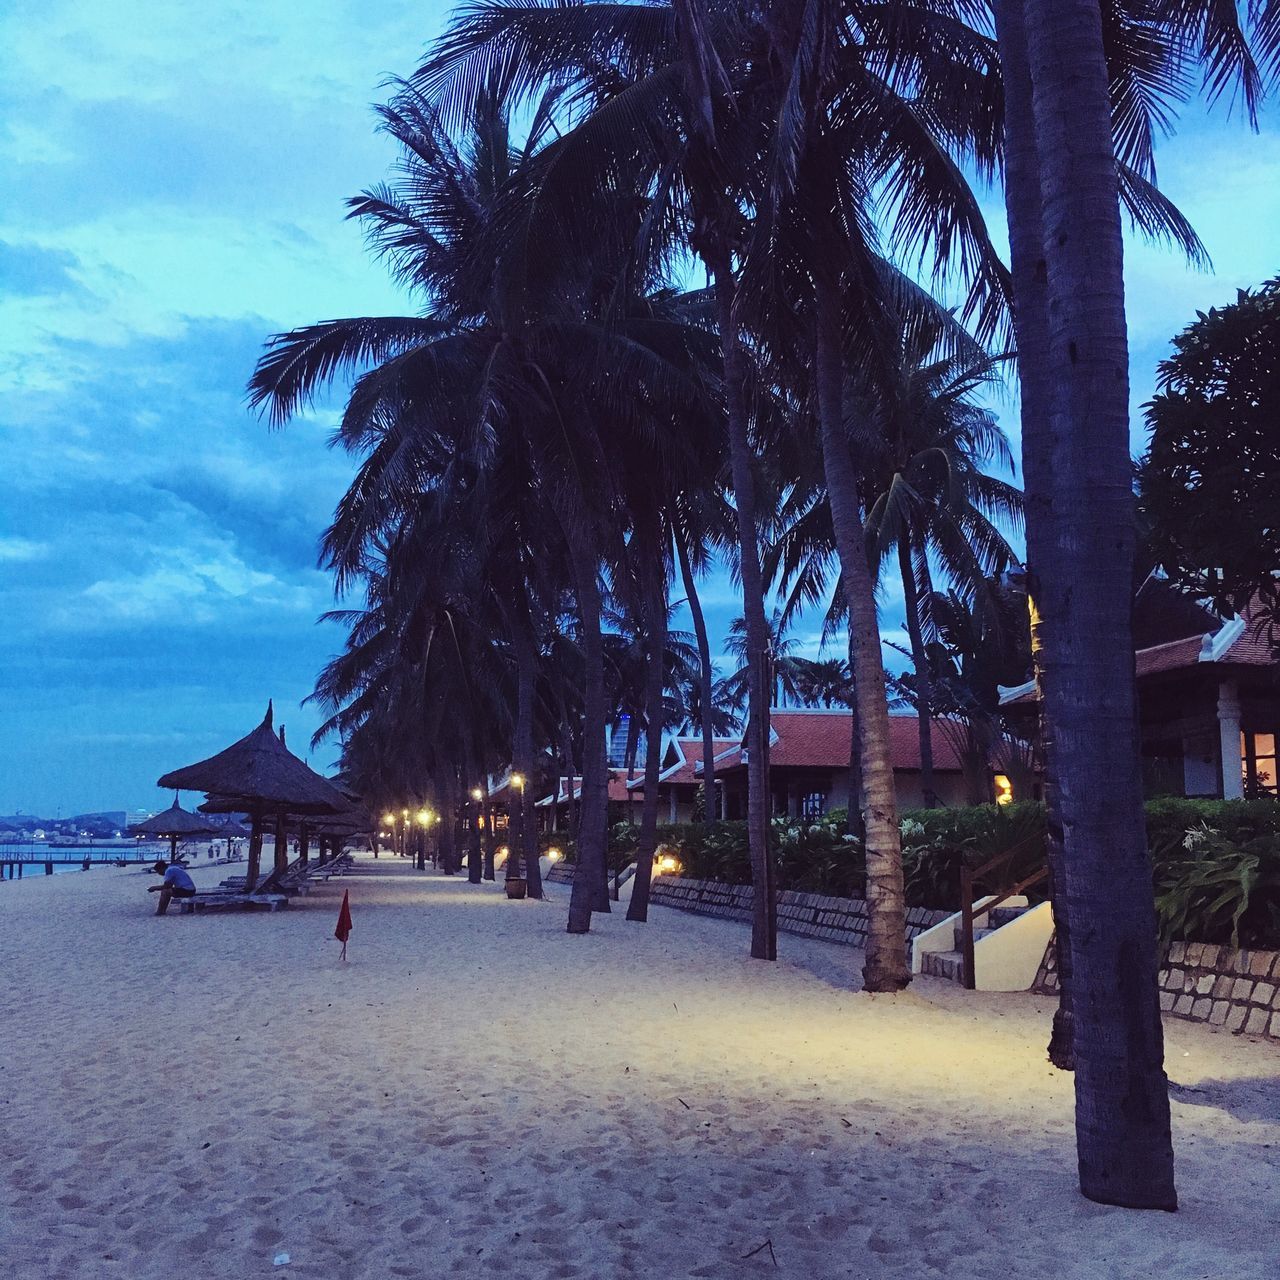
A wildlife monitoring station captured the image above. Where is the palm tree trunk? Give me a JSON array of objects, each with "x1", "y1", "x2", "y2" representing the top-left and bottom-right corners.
[
  {"x1": 628, "y1": 525, "x2": 668, "y2": 922},
  {"x1": 439, "y1": 782, "x2": 457, "y2": 874},
  {"x1": 482, "y1": 800, "x2": 496, "y2": 881},
  {"x1": 567, "y1": 534, "x2": 609, "y2": 933},
  {"x1": 1020, "y1": 0, "x2": 1176, "y2": 1209},
  {"x1": 814, "y1": 267, "x2": 909, "y2": 992},
  {"x1": 708, "y1": 242, "x2": 776, "y2": 961},
  {"x1": 509, "y1": 626, "x2": 543, "y2": 898},
  {"x1": 466, "y1": 774, "x2": 483, "y2": 885},
  {"x1": 625, "y1": 726, "x2": 639, "y2": 827},
  {"x1": 522, "y1": 764, "x2": 543, "y2": 899},
  {"x1": 558, "y1": 723, "x2": 576, "y2": 843},
  {"x1": 845, "y1": 637, "x2": 865, "y2": 841},
  {"x1": 898, "y1": 528, "x2": 937, "y2": 806},
  {"x1": 992, "y1": 0, "x2": 1075, "y2": 1074},
  {"x1": 676, "y1": 531, "x2": 718, "y2": 824}
]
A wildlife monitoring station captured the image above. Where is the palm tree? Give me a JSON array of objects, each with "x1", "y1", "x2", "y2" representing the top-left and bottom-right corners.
[
  {"x1": 859, "y1": 321, "x2": 1023, "y2": 806},
  {"x1": 414, "y1": 0, "x2": 783, "y2": 958},
  {"x1": 994, "y1": 0, "x2": 1276, "y2": 1209},
  {"x1": 252, "y1": 78, "x2": 721, "y2": 933},
  {"x1": 672, "y1": 488, "x2": 736, "y2": 824}
]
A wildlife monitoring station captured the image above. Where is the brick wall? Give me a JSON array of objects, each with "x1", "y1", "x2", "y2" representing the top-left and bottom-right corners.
[
  {"x1": 1034, "y1": 937, "x2": 1280, "y2": 1041},
  {"x1": 648, "y1": 876, "x2": 947, "y2": 949}
]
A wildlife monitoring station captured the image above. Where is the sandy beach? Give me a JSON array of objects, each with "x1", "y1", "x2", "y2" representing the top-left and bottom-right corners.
[{"x1": 2, "y1": 855, "x2": 1276, "y2": 1280}]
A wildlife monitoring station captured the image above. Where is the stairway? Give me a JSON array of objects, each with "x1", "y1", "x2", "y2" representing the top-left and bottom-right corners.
[{"x1": 920, "y1": 905, "x2": 1031, "y2": 983}]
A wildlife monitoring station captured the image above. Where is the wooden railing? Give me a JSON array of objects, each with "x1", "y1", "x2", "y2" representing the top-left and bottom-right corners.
[{"x1": 958, "y1": 836, "x2": 1049, "y2": 990}]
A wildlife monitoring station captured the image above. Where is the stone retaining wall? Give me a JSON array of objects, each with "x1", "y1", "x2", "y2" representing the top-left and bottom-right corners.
[
  {"x1": 544, "y1": 862, "x2": 635, "y2": 888},
  {"x1": 648, "y1": 876, "x2": 947, "y2": 949},
  {"x1": 1034, "y1": 937, "x2": 1280, "y2": 1041}
]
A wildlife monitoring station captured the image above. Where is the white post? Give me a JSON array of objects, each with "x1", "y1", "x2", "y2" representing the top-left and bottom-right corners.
[{"x1": 1217, "y1": 680, "x2": 1244, "y2": 800}]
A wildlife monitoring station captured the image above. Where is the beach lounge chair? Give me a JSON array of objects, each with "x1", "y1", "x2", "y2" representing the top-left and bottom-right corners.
[
  {"x1": 177, "y1": 864, "x2": 292, "y2": 914},
  {"x1": 218, "y1": 852, "x2": 352, "y2": 898},
  {"x1": 177, "y1": 889, "x2": 288, "y2": 913}
]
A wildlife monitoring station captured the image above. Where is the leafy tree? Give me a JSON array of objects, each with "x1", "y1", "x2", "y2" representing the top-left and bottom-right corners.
[{"x1": 1140, "y1": 277, "x2": 1280, "y2": 633}]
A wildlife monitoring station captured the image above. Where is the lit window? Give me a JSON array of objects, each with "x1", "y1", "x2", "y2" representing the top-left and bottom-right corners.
[
  {"x1": 801, "y1": 791, "x2": 826, "y2": 819},
  {"x1": 1244, "y1": 732, "x2": 1279, "y2": 796},
  {"x1": 994, "y1": 774, "x2": 1014, "y2": 806}
]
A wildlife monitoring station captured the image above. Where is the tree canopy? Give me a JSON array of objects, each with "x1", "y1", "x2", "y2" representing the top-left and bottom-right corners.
[{"x1": 1140, "y1": 277, "x2": 1280, "y2": 625}]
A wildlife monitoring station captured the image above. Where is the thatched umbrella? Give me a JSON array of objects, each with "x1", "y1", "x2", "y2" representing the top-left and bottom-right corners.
[
  {"x1": 129, "y1": 797, "x2": 218, "y2": 862},
  {"x1": 158, "y1": 702, "x2": 346, "y2": 890},
  {"x1": 200, "y1": 796, "x2": 363, "y2": 865}
]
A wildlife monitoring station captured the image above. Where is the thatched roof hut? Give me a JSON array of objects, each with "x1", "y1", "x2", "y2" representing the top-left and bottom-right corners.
[
  {"x1": 157, "y1": 702, "x2": 348, "y2": 814},
  {"x1": 130, "y1": 798, "x2": 218, "y2": 860},
  {"x1": 157, "y1": 702, "x2": 347, "y2": 888}
]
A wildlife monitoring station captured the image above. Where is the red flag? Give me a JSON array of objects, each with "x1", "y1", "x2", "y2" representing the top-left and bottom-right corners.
[{"x1": 334, "y1": 889, "x2": 353, "y2": 961}]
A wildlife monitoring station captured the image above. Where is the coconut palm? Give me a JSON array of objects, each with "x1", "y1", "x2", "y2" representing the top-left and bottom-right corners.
[
  {"x1": 858, "y1": 321, "x2": 1023, "y2": 806},
  {"x1": 993, "y1": 0, "x2": 1277, "y2": 1208},
  {"x1": 251, "y1": 80, "x2": 720, "y2": 929},
  {"x1": 413, "y1": 0, "x2": 787, "y2": 958}
]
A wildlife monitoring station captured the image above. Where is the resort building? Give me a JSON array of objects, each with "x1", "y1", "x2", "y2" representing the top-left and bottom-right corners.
[
  {"x1": 627, "y1": 711, "x2": 1010, "y2": 821},
  {"x1": 1000, "y1": 580, "x2": 1280, "y2": 799},
  {"x1": 712, "y1": 710, "x2": 1004, "y2": 818}
]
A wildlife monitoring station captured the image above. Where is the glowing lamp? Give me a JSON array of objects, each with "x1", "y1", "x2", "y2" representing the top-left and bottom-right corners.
[
  {"x1": 547, "y1": 848, "x2": 561, "y2": 862},
  {"x1": 511, "y1": 773, "x2": 524, "y2": 789},
  {"x1": 417, "y1": 809, "x2": 430, "y2": 826},
  {"x1": 993, "y1": 774, "x2": 1014, "y2": 806},
  {"x1": 383, "y1": 812, "x2": 395, "y2": 826},
  {"x1": 471, "y1": 787, "x2": 484, "y2": 801}
]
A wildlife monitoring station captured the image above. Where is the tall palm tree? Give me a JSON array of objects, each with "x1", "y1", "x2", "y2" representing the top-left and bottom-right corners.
[
  {"x1": 414, "y1": 0, "x2": 783, "y2": 958},
  {"x1": 995, "y1": 0, "x2": 1276, "y2": 1208},
  {"x1": 672, "y1": 486, "x2": 736, "y2": 824},
  {"x1": 859, "y1": 322, "x2": 1023, "y2": 806},
  {"x1": 252, "y1": 78, "x2": 719, "y2": 933}
]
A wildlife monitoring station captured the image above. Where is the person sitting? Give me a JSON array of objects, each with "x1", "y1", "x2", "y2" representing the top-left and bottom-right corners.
[{"x1": 148, "y1": 859, "x2": 197, "y2": 915}]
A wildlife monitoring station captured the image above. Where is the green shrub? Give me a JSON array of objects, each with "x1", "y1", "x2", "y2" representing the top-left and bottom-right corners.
[
  {"x1": 549, "y1": 798, "x2": 1280, "y2": 946},
  {"x1": 898, "y1": 802, "x2": 1047, "y2": 909},
  {"x1": 1144, "y1": 797, "x2": 1280, "y2": 849},
  {"x1": 1151, "y1": 819, "x2": 1280, "y2": 947}
]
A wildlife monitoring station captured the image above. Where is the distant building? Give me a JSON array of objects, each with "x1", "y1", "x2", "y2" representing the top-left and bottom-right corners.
[
  {"x1": 1001, "y1": 577, "x2": 1280, "y2": 799},
  {"x1": 706, "y1": 710, "x2": 1006, "y2": 819}
]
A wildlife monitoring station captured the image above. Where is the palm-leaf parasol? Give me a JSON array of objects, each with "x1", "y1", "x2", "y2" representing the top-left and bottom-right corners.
[
  {"x1": 129, "y1": 797, "x2": 218, "y2": 861},
  {"x1": 157, "y1": 702, "x2": 347, "y2": 889}
]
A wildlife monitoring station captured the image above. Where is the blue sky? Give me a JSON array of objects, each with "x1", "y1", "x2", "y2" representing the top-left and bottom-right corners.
[{"x1": 2, "y1": 2, "x2": 1278, "y2": 817}]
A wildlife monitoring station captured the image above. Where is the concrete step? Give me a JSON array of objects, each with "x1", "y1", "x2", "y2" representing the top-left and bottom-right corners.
[
  {"x1": 988, "y1": 905, "x2": 1029, "y2": 928},
  {"x1": 953, "y1": 926, "x2": 996, "y2": 950},
  {"x1": 922, "y1": 950, "x2": 965, "y2": 983}
]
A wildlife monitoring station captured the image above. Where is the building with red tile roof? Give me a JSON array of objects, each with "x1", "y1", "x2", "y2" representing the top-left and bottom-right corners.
[
  {"x1": 709, "y1": 710, "x2": 1003, "y2": 818},
  {"x1": 1000, "y1": 579, "x2": 1280, "y2": 799},
  {"x1": 626, "y1": 712, "x2": 1010, "y2": 820}
]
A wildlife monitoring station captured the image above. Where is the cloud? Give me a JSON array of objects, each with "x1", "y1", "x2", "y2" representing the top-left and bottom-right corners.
[
  {"x1": 0, "y1": 241, "x2": 85, "y2": 297},
  {"x1": 1, "y1": 0, "x2": 1277, "y2": 815},
  {"x1": 0, "y1": 536, "x2": 47, "y2": 561}
]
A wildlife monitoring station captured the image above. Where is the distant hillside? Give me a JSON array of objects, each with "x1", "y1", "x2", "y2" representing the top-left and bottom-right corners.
[{"x1": 0, "y1": 811, "x2": 127, "y2": 833}]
